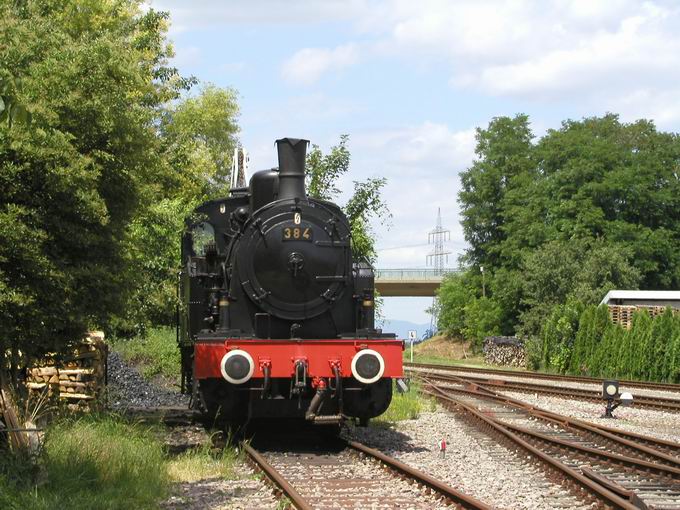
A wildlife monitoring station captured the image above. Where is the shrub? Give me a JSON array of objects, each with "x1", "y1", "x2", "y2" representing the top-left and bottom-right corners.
[
  {"x1": 111, "y1": 327, "x2": 180, "y2": 382},
  {"x1": 462, "y1": 297, "x2": 502, "y2": 351},
  {"x1": 539, "y1": 300, "x2": 583, "y2": 371}
]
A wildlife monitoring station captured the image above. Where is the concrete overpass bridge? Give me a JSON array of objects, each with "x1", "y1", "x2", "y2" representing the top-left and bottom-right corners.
[{"x1": 374, "y1": 268, "x2": 454, "y2": 297}]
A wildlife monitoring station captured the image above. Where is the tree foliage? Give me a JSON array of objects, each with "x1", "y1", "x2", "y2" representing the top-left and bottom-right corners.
[
  {"x1": 447, "y1": 113, "x2": 680, "y2": 353},
  {"x1": 305, "y1": 135, "x2": 390, "y2": 263},
  {"x1": 0, "y1": 0, "x2": 240, "y2": 366},
  {"x1": 539, "y1": 305, "x2": 680, "y2": 383}
]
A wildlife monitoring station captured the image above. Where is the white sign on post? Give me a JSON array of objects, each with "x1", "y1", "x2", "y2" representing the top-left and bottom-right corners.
[{"x1": 408, "y1": 330, "x2": 417, "y2": 362}]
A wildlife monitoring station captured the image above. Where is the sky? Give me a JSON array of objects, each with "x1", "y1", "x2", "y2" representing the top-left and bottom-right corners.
[{"x1": 150, "y1": 0, "x2": 680, "y2": 326}]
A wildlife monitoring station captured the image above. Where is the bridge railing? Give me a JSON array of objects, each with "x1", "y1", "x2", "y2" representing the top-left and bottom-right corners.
[{"x1": 374, "y1": 268, "x2": 456, "y2": 281}]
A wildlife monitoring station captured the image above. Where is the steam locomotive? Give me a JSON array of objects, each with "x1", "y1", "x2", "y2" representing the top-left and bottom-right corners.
[{"x1": 178, "y1": 138, "x2": 403, "y2": 425}]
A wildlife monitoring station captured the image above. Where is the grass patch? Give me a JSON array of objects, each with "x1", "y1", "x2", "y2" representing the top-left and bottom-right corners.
[
  {"x1": 375, "y1": 382, "x2": 436, "y2": 425},
  {"x1": 0, "y1": 415, "x2": 246, "y2": 510},
  {"x1": 167, "y1": 442, "x2": 242, "y2": 483},
  {"x1": 0, "y1": 415, "x2": 167, "y2": 510},
  {"x1": 112, "y1": 327, "x2": 180, "y2": 382}
]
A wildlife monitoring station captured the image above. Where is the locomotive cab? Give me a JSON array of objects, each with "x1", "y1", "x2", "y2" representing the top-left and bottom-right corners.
[{"x1": 178, "y1": 138, "x2": 404, "y2": 425}]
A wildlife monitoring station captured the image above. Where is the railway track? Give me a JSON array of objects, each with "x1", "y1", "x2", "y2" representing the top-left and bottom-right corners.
[
  {"x1": 406, "y1": 361, "x2": 680, "y2": 394},
  {"x1": 410, "y1": 368, "x2": 680, "y2": 413},
  {"x1": 244, "y1": 435, "x2": 492, "y2": 510},
  {"x1": 421, "y1": 376, "x2": 680, "y2": 509}
]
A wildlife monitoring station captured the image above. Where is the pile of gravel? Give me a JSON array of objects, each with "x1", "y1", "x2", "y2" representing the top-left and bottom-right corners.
[{"x1": 106, "y1": 351, "x2": 189, "y2": 410}]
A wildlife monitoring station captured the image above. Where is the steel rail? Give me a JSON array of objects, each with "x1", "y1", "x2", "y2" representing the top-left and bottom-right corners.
[
  {"x1": 245, "y1": 438, "x2": 491, "y2": 509},
  {"x1": 243, "y1": 443, "x2": 314, "y2": 510},
  {"x1": 346, "y1": 439, "x2": 493, "y2": 510},
  {"x1": 425, "y1": 384, "x2": 680, "y2": 476},
  {"x1": 414, "y1": 370, "x2": 680, "y2": 413},
  {"x1": 422, "y1": 385, "x2": 637, "y2": 510},
  {"x1": 406, "y1": 361, "x2": 680, "y2": 393},
  {"x1": 419, "y1": 375, "x2": 680, "y2": 467}
]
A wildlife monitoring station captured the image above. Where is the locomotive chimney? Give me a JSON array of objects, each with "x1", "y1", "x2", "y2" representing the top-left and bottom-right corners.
[{"x1": 276, "y1": 137, "x2": 309, "y2": 200}]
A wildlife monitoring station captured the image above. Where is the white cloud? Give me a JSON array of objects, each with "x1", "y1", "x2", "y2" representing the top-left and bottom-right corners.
[
  {"x1": 281, "y1": 44, "x2": 360, "y2": 85},
  {"x1": 155, "y1": 0, "x2": 680, "y2": 122},
  {"x1": 349, "y1": 122, "x2": 476, "y2": 268},
  {"x1": 275, "y1": 1, "x2": 680, "y2": 122},
  {"x1": 355, "y1": 122, "x2": 476, "y2": 177},
  {"x1": 151, "y1": 0, "x2": 369, "y2": 32}
]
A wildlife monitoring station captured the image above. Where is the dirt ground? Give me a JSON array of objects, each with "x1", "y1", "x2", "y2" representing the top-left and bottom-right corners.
[{"x1": 412, "y1": 336, "x2": 478, "y2": 361}]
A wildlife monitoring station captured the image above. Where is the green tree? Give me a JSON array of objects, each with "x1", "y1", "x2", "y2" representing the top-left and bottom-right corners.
[
  {"x1": 590, "y1": 321, "x2": 623, "y2": 377},
  {"x1": 0, "y1": 0, "x2": 189, "y2": 370},
  {"x1": 539, "y1": 300, "x2": 583, "y2": 372},
  {"x1": 647, "y1": 308, "x2": 674, "y2": 381},
  {"x1": 437, "y1": 271, "x2": 476, "y2": 337},
  {"x1": 462, "y1": 297, "x2": 502, "y2": 350},
  {"x1": 458, "y1": 114, "x2": 533, "y2": 268},
  {"x1": 518, "y1": 238, "x2": 640, "y2": 338},
  {"x1": 569, "y1": 305, "x2": 610, "y2": 375},
  {"x1": 0, "y1": 74, "x2": 31, "y2": 126},
  {"x1": 160, "y1": 84, "x2": 239, "y2": 200},
  {"x1": 450, "y1": 113, "x2": 680, "y2": 345},
  {"x1": 507, "y1": 115, "x2": 680, "y2": 290},
  {"x1": 305, "y1": 135, "x2": 390, "y2": 263},
  {"x1": 120, "y1": 85, "x2": 240, "y2": 333},
  {"x1": 617, "y1": 310, "x2": 652, "y2": 379}
]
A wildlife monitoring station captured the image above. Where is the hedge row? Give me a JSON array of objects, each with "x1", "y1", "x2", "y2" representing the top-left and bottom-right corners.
[{"x1": 540, "y1": 304, "x2": 680, "y2": 383}]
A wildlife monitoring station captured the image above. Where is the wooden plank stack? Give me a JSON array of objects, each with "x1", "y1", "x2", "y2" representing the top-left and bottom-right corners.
[
  {"x1": 25, "y1": 331, "x2": 107, "y2": 411},
  {"x1": 608, "y1": 305, "x2": 678, "y2": 329},
  {"x1": 483, "y1": 336, "x2": 526, "y2": 367}
]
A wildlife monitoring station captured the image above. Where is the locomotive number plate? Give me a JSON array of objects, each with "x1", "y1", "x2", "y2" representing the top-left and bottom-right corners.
[{"x1": 282, "y1": 224, "x2": 313, "y2": 241}]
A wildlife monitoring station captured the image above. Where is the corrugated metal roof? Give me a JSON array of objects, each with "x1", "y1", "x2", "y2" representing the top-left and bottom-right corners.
[{"x1": 600, "y1": 290, "x2": 680, "y2": 305}]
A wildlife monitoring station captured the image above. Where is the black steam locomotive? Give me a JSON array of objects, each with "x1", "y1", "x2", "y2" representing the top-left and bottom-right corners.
[{"x1": 178, "y1": 138, "x2": 403, "y2": 425}]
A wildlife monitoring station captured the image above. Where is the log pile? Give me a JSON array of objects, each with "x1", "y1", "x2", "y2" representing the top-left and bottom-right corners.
[
  {"x1": 608, "y1": 305, "x2": 679, "y2": 329},
  {"x1": 25, "y1": 331, "x2": 107, "y2": 411},
  {"x1": 483, "y1": 336, "x2": 526, "y2": 367}
]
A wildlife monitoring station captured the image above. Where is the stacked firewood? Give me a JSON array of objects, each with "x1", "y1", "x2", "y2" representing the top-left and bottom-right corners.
[
  {"x1": 25, "y1": 332, "x2": 107, "y2": 410},
  {"x1": 483, "y1": 336, "x2": 526, "y2": 367}
]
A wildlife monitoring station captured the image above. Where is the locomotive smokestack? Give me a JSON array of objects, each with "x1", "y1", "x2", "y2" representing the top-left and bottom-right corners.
[{"x1": 276, "y1": 137, "x2": 309, "y2": 200}]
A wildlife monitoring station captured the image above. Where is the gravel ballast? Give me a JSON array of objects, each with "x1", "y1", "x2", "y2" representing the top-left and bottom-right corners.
[
  {"x1": 161, "y1": 465, "x2": 278, "y2": 510},
  {"x1": 347, "y1": 409, "x2": 593, "y2": 509},
  {"x1": 409, "y1": 366, "x2": 680, "y2": 400},
  {"x1": 106, "y1": 351, "x2": 189, "y2": 410},
  {"x1": 499, "y1": 390, "x2": 680, "y2": 443}
]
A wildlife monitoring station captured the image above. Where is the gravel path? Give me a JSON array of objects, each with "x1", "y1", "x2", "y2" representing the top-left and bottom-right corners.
[
  {"x1": 346, "y1": 409, "x2": 594, "y2": 510},
  {"x1": 499, "y1": 390, "x2": 680, "y2": 443},
  {"x1": 106, "y1": 351, "x2": 189, "y2": 410}
]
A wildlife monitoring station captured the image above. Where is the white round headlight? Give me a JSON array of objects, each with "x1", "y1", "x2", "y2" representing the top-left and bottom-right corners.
[
  {"x1": 220, "y1": 349, "x2": 254, "y2": 385},
  {"x1": 351, "y1": 349, "x2": 385, "y2": 384}
]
